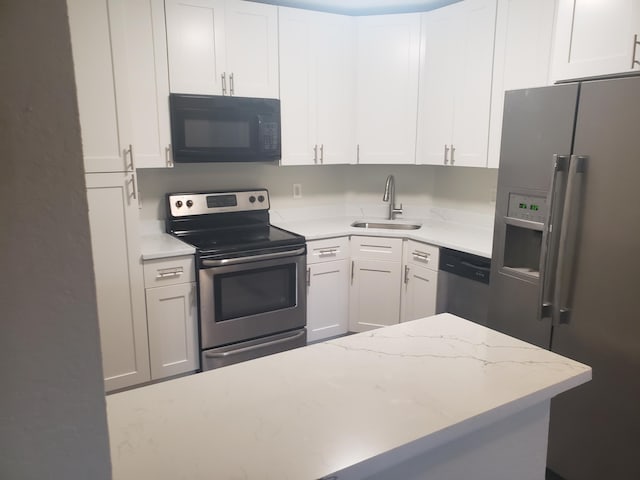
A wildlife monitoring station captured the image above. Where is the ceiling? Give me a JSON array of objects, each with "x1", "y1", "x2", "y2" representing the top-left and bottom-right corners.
[{"x1": 248, "y1": 0, "x2": 462, "y2": 15}]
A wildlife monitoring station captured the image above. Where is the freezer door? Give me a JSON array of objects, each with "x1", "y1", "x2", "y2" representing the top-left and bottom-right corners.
[
  {"x1": 488, "y1": 84, "x2": 579, "y2": 348},
  {"x1": 547, "y1": 76, "x2": 640, "y2": 479}
]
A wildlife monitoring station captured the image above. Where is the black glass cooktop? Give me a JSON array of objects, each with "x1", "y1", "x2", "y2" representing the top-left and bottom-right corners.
[{"x1": 174, "y1": 224, "x2": 305, "y2": 256}]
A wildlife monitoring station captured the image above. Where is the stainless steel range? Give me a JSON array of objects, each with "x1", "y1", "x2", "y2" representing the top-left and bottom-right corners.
[{"x1": 166, "y1": 189, "x2": 307, "y2": 371}]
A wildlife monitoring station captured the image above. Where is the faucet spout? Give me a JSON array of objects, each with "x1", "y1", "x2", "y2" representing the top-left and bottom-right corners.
[{"x1": 383, "y1": 175, "x2": 403, "y2": 220}]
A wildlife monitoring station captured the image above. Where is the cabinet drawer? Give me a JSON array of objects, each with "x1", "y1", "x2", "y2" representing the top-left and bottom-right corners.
[
  {"x1": 307, "y1": 237, "x2": 350, "y2": 264},
  {"x1": 351, "y1": 236, "x2": 403, "y2": 261},
  {"x1": 404, "y1": 240, "x2": 439, "y2": 271},
  {"x1": 143, "y1": 255, "x2": 195, "y2": 287}
]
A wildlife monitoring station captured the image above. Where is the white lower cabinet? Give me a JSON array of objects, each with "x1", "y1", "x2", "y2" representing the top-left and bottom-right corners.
[
  {"x1": 349, "y1": 236, "x2": 403, "y2": 332},
  {"x1": 86, "y1": 173, "x2": 150, "y2": 392},
  {"x1": 400, "y1": 240, "x2": 439, "y2": 323},
  {"x1": 306, "y1": 238, "x2": 350, "y2": 342},
  {"x1": 143, "y1": 256, "x2": 199, "y2": 379}
]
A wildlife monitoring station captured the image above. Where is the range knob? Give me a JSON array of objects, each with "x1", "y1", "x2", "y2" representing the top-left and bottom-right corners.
[
  {"x1": 258, "y1": 195, "x2": 265, "y2": 203},
  {"x1": 175, "y1": 200, "x2": 183, "y2": 208},
  {"x1": 249, "y1": 196, "x2": 256, "y2": 203},
  {"x1": 186, "y1": 200, "x2": 193, "y2": 208}
]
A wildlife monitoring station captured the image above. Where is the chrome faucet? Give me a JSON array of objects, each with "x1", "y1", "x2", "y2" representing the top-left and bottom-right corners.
[{"x1": 382, "y1": 175, "x2": 403, "y2": 220}]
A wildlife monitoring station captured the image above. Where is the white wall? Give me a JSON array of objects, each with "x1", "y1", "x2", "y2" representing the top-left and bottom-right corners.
[
  {"x1": 138, "y1": 163, "x2": 496, "y2": 223},
  {"x1": 0, "y1": 1, "x2": 111, "y2": 478}
]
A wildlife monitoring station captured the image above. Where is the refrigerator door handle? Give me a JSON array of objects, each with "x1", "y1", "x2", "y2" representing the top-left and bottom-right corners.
[
  {"x1": 538, "y1": 155, "x2": 570, "y2": 320},
  {"x1": 553, "y1": 155, "x2": 588, "y2": 325}
]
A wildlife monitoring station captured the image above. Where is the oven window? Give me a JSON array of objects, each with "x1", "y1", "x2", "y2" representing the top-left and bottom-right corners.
[
  {"x1": 214, "y1": 264, "x2": 296, "y2": 321},
  {"x1": 185, "y1": 118, "x2": 251, "y2": 148}
]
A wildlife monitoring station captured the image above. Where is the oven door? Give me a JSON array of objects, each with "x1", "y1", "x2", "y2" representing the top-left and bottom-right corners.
[{"x1": 199, "y1": 247, "x2": 306, "y2": 349}]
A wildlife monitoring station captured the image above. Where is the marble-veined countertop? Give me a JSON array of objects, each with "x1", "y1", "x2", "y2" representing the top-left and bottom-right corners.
[
  {"x1": 140, "y1": 213, "x2": 493, "y2": 260},
  {"x1": 106, "y1": 314, "x2": 590, "y2": 480}
]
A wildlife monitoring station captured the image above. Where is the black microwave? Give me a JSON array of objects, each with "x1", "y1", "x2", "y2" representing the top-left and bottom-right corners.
[{"x1": 169, "y1": 94, "x2": 281, "y2": 163}]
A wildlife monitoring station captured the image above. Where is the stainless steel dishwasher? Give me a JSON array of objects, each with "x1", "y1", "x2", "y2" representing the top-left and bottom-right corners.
[{"x1": 436, "y1": 248, "x2": 491, "y2": 326}]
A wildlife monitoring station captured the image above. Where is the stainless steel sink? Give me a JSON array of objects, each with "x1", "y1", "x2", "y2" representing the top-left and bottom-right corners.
[{"x1": 350, "y1": 221, "x2": 422, "y2": 230}]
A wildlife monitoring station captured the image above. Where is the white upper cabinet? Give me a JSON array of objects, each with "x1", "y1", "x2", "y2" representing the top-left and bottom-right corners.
[
  {"x1": 416, "y1": 0, "x2": 497, "y2": 168},
  {"x1": 279, "y1": 7, "x2": 356, "y2": 165},
  {"x1": 165, "y1": 0, "x2": 279, "y2": 98},
  {"x1": 487, "y1": 0, "x2": 556, "y2": 168},
  {"x1": 111, "y1": 0, "x2": 173, "y2": 169},
  {"x1": 68, "y1": 0, "x2": 129, "y2": 173},
  {"x1": 68, "y1": 0, "x2": 172, "y2": 171},
  {"x1": 552, "y1": 0, "x2": 640, "y2": 81},
  {"x1": 355, "y1": 14, "x2": 421, "y2": 164}
]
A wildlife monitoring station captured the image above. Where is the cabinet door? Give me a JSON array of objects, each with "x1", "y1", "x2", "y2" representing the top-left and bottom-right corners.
[
  {"x1": 349, "y1": 259, "x2": 402, "y2": 332},
  {"x1": 316, "y1": 13, "x2": 356, "y2": 165},
  {"x1": 416, "y1": 0, "x2": 496, "y2": 168},
  {"x1": 278, "y1": 7, "x2": 317, "y2": 165},
  {"x1": 356, "y1": 14, "x2": 421, "y2": 164},
  {"x1": 307, "y1": 260, "x2": 350, "y2": 342},
  {"x1": 488, "y1": 0, "x2": 556, "y2": 168},
  {"x1": 224, "y1": 0, "x2": 279, "y2": 98},
  {"x1": 416, "y1": 6, "x2": 457, "y2": 166},
  {"x1": 146, "y1": 282, "x2": 199, "y2": 379},
  {"x1": 86, "y1": 173, "x2": 150, "y2": 392},
  {"x1": 68, "y1": 0, "x2": 131, "y2": 173},
  {"x1": 552, "y1": 0, "x2": 640, "y2": 81},
  {"x1": 450, "y1": 0, "x2": 496, "y2": 168},
  {"x1": 165, "y1": 0, "x2": 227, "y2": 95},
  {"x1": 401, "y1": 263, "x2": 438, "y2": 322},
  {"x1": 110, "y1": 0, "x2": 173, "y2": 169}
]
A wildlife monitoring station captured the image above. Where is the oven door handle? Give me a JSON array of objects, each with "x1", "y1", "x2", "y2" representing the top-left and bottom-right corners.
[
  {"x1": 204, "y1": 329, "x2": 306, "y2": 358},
  {"x1": 201, "y1": 247, "x2": 306, "y2": 267}
]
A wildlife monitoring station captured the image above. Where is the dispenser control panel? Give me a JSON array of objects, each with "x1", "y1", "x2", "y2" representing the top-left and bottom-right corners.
[{"x1": 507, "y1": 193, "x2": 547, "y2": 223}]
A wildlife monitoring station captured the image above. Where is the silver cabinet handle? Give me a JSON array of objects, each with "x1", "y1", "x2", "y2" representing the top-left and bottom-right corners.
[
  {"x1": 444, "y1": 144, "x2": 449, "y2": 164},
  {"x1": 320, "y1": 144, "x2": 324, "y2": 164},
  {"x1": 201, "y1": 247, "x2": 305, "y2": 267},
  {"x1": 125, "y1": 143, "x2": 135, "y2": 171},
  {"x1": 356, "y1": 144, "x2": 360, "y2": 164},
  {"x1": 306, "y1": 267, "x2": 311, "y2": 287},
  {"x1": 351, "y1": 260, "x2": 355, "y2": 285},
  {"x1": 128, "y1": 174, "x2": 137, "y2": 201},
  {"x1": 538, "y1": 154, "x2": 569, "y2": 320},
  {"x1": 313, "y1": 144, "x2": 318, "y2": 164},
  {"x1": 229, "y1": 72, "x2": 235, "y2": 95},
  {"x1": 165, "y1": 145, "x2": 173, "y2": 167},
  {"x1": 156, "y1": 266, "x2": 184, "y2": 279},
  {"x1": 204, "y1": 329, "x2": 306, "y2": 358},
  {"x1": 553, "y1": 155, "x2": 587, "y2": 325},
  {"x1": 412, "y1": 251, "x2": 430, "y2": 263},
  {"x1": 221, "y1": 72, "x2": 227, "y2": 95},
  {"x1": 404, "y1": 265, "x2": 410, "y2": 284},
  {"x1": 450, "y1": 145, "x2": 455, "y2": 165},
  {"x1": 632, "y1": 34, "x2": 640, "y2": 68},
  {"x1": 318, "y1": 248, "x2": 337, "y2": 257}
]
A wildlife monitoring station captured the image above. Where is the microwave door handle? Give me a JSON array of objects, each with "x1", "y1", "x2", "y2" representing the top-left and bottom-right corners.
[
  {"x1": 538, "y1": 155, "x2": 570, "y2": 320},
  {"x1": 201, "y1": 247, "x2": 306, "y2": 267}
]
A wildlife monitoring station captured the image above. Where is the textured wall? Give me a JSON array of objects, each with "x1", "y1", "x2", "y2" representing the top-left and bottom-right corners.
[{"x1": 0, "y1": 0, "x2": 111, "y2": 478}]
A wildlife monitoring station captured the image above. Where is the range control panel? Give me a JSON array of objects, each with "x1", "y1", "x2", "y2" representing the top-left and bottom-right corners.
[
  {"x1": 168, "y1": 190, "x2": 270, "y2": 217},
  {"x1": 507, "y1": 193, "x2": 547, "y2": 224}
]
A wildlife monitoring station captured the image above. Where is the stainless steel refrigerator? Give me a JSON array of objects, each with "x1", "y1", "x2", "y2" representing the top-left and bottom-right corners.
[{"x1": 488, "y1": 74, "x2": 640, "y2": 480}]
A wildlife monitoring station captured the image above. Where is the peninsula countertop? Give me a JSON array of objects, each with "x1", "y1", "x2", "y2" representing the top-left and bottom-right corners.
[{"x1": 106, "y1": 314, "x2": 590, "y2": 480}]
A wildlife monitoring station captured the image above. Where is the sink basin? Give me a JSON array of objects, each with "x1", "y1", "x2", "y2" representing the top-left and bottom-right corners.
[{"x1": 351, "y1": 221, "x2": 422, "y2": 230}]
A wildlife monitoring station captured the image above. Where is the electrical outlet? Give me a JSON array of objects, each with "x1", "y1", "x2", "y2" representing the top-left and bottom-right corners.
[{"x1": 293, "y1": 183, "x2": 302, "y2": 199}]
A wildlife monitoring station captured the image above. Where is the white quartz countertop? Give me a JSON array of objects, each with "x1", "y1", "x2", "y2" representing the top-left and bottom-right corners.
[
  {"x1": 140, "y1": 214, "x2": 494, "y2": 260},
  {"x1": 272, "y1": 216, "x2": 493, "y2": 258},
  {"x1": 139, "y1": 233, "x2": 195, "y2": 260},
  {"x1": 106, "y1": 314, "x2": 590, "y2": 480}
]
